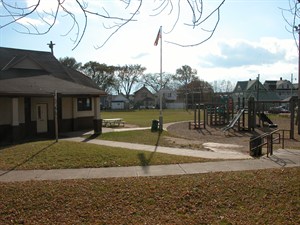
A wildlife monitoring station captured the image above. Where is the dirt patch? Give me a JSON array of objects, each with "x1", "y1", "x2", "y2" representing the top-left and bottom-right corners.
[
  {"x1": 166, "y1": 122, "x2": 251, "y2": 153},
  {"x1": 166, "y1": 115, "x2": 300, "y2": 153}
]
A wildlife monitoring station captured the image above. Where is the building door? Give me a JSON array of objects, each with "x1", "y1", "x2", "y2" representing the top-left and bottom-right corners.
[{"x1": 36, "y1": 104, "x2": 48, "y2": 133}]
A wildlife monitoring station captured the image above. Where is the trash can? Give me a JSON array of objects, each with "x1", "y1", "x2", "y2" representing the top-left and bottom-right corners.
[
  {"x1": 151, "y1": 120, "x2": 159, "y2": 132},
  {"x1": 249, "y1": 135, "x2": 262, "y2": 157}
]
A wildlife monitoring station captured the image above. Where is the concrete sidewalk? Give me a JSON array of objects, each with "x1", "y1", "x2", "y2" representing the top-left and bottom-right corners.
[
  {"x1": 0, "y1": 149, "x2": 299, "y2": 182},
  {"x1": 63, "y1": 136, "x2": 252, "y2": 160}
]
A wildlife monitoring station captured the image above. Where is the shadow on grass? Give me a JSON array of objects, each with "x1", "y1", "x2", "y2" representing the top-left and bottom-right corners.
[
  {"x1": 0, "y1": 142, "x2": 56, "y2": 177},
  {"x1": 138, "y1": 130, "x2": 162, "y2": 173},
  {"x1": 82, "y1": 133, "x2": 101, "y2": 142}
]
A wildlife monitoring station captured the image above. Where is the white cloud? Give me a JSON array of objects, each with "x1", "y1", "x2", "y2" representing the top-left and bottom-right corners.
[
  {"x1": 189, "y1": 37, "x2": 297, "y2": 83},
  {"x1": 25, "y1": 0, "x2": 60, "y2": 13},
  {"x1": 17, "y1": 17, "x2": 44, "y2": 26},
  {"x1": 198, "y1": 38, "x2": 296, "y2": 68},
  {"x1": 9, "y1": 0, "x2": 295, "y2": 86}
]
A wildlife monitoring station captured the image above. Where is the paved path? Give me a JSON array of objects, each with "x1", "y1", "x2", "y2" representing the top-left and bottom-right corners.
[
  {"x1": 0, "y1": 149, "x2": 299, "y2": 182},
  {"x1": 63, "y1": 136, "x2": 252, "y2": 160},
  {"x1": 1, "y1": 125, "x2": 299, "y2": 182}
]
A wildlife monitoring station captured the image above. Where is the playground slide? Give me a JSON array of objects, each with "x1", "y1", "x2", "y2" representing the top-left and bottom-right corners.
[
  {"x1": 258, "y1": 113, "x2": 278, "y2": 127},
  {"x1": 222, "y1": 109, "x2": 245, "y2": 132},
  {"x1": 258, "y1": 113, "x2": 273, "y2": 124}
]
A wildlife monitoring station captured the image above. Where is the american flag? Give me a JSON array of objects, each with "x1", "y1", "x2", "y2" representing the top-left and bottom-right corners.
[{"x1": 154, "y1": 27, "x2": 161, "y2": 46}]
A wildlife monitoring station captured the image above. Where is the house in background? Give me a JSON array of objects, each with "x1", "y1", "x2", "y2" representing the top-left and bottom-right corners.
[
  {"x1": 109, "y1": 93, "x2": 130, "y2": 110},
  {"x1": 232, "y1": 79, "x2": 279, "y2": 104},
  {"x1": 158, "y1": 88, "x2": 183, "y2": 109},
  {"x1": 133, "y1": 85, "x2": 156, "y2": 109},
  {"x1": 264, "y1": 77, "x2": 297, "y2": 100},
  {"x1": 0, "y1": 47, "x2": 106, "y2": 143}
]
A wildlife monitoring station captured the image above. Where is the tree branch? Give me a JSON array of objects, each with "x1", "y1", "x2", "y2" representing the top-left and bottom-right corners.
[{"x1": 0, "y1": 0, "x2": 226, "y2": 49}]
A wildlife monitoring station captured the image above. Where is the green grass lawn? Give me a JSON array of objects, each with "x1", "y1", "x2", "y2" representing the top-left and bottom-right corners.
[
  {"x1": 0, "y1": 140, "x2": 210, "y2": 170},
  {"x1": 101, "y1": 109, "x2": 195, "y2": 127},
  {"x1": 98, "y1": 129, "x2": 170, "y2": 145}
]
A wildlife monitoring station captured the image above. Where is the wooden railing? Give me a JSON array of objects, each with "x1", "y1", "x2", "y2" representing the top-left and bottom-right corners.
[{"x1": 249, "y1": 129, "x2": 290, "y2": 157}]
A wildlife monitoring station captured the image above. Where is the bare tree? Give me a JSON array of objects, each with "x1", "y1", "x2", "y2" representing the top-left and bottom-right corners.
[
  {"x1": 281, "y1": 0, "x2": 300, "y2": 48},
  {"x1": 0, "y1": 0, "x2": 225, "y2": 49},
  {"x1": 281, "y1": 0, "x2": 300, "y2": 134},
  {"x1": 175, "y1": 65, "x2": 198, "y2": 89},
  {"x1": 115, "y1": 64, "x2": 146, "y2": 99},
  {"x1": 185, "y1": 79, "x2": 214, "y2": 104},
  {"x1": 212, "y1": 80, "x2": 234, "y2": 93},
  {"x1": 175, "y1": 65, "x2": 198, "y2": 109},
  {"x1": 141, "y1": 72, "x2": 177, "y2": 93}
]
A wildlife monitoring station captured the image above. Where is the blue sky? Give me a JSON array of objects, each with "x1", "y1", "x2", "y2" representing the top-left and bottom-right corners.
[{"x1": 0, "y1": 0, "x2": 298, "y2": 86}]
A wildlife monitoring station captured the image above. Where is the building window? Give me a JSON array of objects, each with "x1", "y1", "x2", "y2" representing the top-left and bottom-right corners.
[{"x1": 77, "y1": 97, "x2": 92, "y2": 111}]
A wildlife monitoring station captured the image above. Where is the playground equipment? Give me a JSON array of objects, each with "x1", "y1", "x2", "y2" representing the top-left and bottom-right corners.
[
  {"x1": 223, "y1": 96, "x2": 298, "y2": 139},
  {"x1": 205, "y1": 104, "x2": 227, "y2": 126},
  {"x1": 253, "y1": 96, "x2": 298, "y2": 139},
  {"x1": 222, "y1": 109, "x2": 245, "y2": 132},
  {"x1": 205, "y1": 96, "x2": 234, "y2": 127},
  {"x1": 249, "y1": 129, "x2": 291, "y2": 157},
  {"x1": 257, "y1": 112, "x2": 277, "y2": 128},
  {"x1": 220, "y1": 96, "x2": 251, "y2": 132},
  {"x1": 189, "y1": 104, "x2": 206, "y2": 129},
  {"x1": 190, "y1": 97, "x2": 234, "y2": 130}
]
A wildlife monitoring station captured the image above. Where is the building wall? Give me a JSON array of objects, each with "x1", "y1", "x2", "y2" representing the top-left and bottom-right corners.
[
  {"x1": 166, "y1": 102, "x2": 185, "y2": 109},
  {"x1": 0, "y1": 97, "x2": 26, "y2": 143},
  {"x1": 0, "y1": 97, "x2": 12, "y2": 125},
  {"x1": 62, "y1": 97, "x2": 73, "y2": 119},
  {"x1": 31, "y1": 97, "x2": 54, "y2": 121},
  {"x1": 0, "y1": 97, "x2": 25, "y2": 125},
  {"x1": 134, "y1": 88, "x2": 155, "y2": 104},
  {"x1": 0, "y1": 96, "x2": 100, "y2": 143},
  {"x1": 111, "y1": 102, "x2": 125, "y2": 110}
]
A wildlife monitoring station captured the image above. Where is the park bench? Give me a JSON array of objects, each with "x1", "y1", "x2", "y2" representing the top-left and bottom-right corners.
[{"x1": 102, "y1": 118, "x2": 125, "y2": 127}]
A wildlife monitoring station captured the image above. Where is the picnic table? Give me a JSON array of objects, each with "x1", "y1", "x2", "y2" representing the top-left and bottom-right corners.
[{"x1": 102, "y1": 118, "x2": 125, "y2": 127}]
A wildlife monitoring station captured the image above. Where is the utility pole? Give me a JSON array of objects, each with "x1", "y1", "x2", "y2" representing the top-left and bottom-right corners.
[
  {"x1": 291, "y1": 73, "x2": 294, "y2": 96},
  {"x1": 256, "y1": 74, "x2": 260, "y2": 127},
  {"x1": 256, "y1": 74, "x2": 260, "y2": 102},
  {"x1": 295, "y1": 25, "x2": 300, "y2": 134},
  {"x1": 159, "y1": 26, "x2": 163, "y2": 131}
]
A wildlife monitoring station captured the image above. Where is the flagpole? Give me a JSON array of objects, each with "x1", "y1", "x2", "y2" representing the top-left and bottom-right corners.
[{"x1": 159, "y1": 26, "x2": 163, "y2": 131}]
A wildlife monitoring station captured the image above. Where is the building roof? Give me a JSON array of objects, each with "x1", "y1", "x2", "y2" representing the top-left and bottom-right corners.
[
  {"x1": 0, "y1": 47, "x2": 106, "y2": 97},
  {"x1": 111, "y1": 94, "x2": 129, "y2": 102},
  {"x1": 264, "y1": 78, "x2": 294, "y2": 90},
  {"x1": 134, "y1": 85, "x2": 153, "y2": 95},
  {"x1": 233, "y1": 80, "x2": 257, "y2": 92}
]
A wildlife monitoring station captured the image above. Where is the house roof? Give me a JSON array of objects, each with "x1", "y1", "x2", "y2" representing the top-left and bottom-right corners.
[
  {"x1": 264, "y1": 79, "x2": 294, "y2": 89},
  {"x1": 134, "y1": 86, "x2": 153, "y2": 95},
  {"x1": 0, "y1": 47, "x2": 106, "y2": 97},
  {"x1": 0, "y1": 73, "x2": 105, "y2": 96},
  {"x1": 111, "y1": 94, "x2": 129, "y2": 102},
  {"x1": 234, "y1": 80, "x2": 257, "y2": 92}
]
